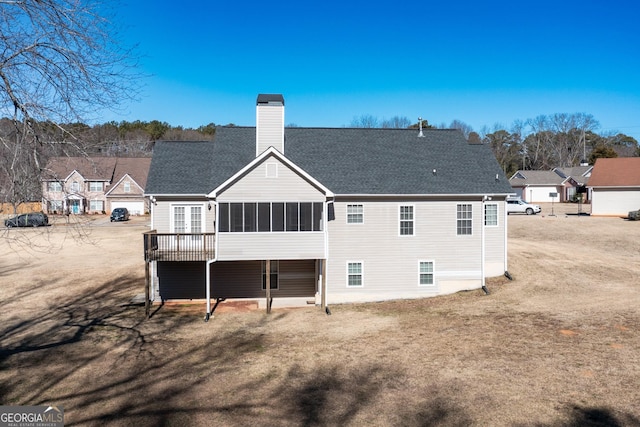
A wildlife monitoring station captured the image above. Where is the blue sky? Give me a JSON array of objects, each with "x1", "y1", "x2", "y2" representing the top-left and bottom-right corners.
[{"x1": 106, "y1": 0, "x2": 640, "y2": 140}]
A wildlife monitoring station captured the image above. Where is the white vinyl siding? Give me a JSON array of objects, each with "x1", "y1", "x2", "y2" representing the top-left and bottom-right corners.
[
  {"x1": 326, "y1": 200, "x2": 507, "y2": 303},
  {"x1": 216, "y1": 155, "x2": 327, "y2": 261},
  {"x1": 256, "y1": 103, "x2": 284, "y2": 155}
]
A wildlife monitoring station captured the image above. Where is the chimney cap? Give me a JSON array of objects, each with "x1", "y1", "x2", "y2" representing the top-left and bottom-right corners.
[{"x1": 257, "y1": 94, "x2": 284, "y2": 105}]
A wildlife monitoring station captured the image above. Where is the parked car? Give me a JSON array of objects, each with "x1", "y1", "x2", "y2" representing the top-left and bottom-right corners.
[
  {"x1": 4, "y1": 212, "x2": 49, "y2": 227},
  {"x1": 110, "y1": 207, "x2": 130, "y2": 222},
  {"x1": 507, "y1": 198, "x2": 541, "y2": 215}
]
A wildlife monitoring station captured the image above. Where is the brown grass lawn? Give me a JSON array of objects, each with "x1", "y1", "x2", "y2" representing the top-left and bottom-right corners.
[{"x1": 1, "y1": 207, "x2": 639, "y2": 426}]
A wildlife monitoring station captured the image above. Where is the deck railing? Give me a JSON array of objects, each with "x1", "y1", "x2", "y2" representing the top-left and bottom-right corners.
[{"x1": 143, "y1": 230, "x2": 215, "y2": 261}]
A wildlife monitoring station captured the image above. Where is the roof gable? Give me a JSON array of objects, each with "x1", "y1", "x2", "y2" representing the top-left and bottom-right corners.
[
  {"x1": 209, "y1": 146, "x2": 333, "y2": 198},
  {"x1": 509, "y1": 170, "x2": 566, "y2": 186},
  {"x1": 588, "y1": 157, "x2": 640, "y2": 187},
  {"x1": 43, "y1": 157, "x2": 117, "y2": 181}
]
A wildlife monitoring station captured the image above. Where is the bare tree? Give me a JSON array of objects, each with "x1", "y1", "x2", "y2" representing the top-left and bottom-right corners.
[
  {"x1": 449, "y1": 119, "x2": 473, "y2": 139},
  {"x1": 350, "y1": 114, "x2": 379, "y2": 128},
  {"x1": 381, "y1": 116, "x2": 411, "y2": 128},
  {"x1": 0, "y1": 0, "x2": 139, "y2": 211}
]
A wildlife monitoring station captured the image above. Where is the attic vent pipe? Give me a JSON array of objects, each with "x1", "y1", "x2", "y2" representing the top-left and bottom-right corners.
[{"x1": 418, "y1": 117, "x2": 425, "y2": 138}]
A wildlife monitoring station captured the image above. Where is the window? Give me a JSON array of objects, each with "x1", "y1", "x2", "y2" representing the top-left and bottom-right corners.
[
  {"x1": 71, "y1": 181, "x2": 79, "y2": 192},
  {"x1": 258, "y1": 203, "x2": 271, "y2": 232},
  {"x1": 400, "y1": 205, "x2": 414, "y2": 236},
  {"x1": 49, "y1": 200, "x2": 63, "y2": 211},
  {"x1": 262, "y1": 261, "x2": 279, "y2": 290},
  {"x1": 230, "y1": 203, "x2": 243, "y2": 232},
  {"x1": 347, "y1": 204, "x2": 364, "y2": 224},
  {"x1": 89, "y1": 200, "x2": 104, "y2": 211},
  {"x1": 286, "y1": 202, "x2": 299, "y2": 231},
  {"x1": 244, "y1": 203, "x2": 257, "y2": 232},
  {"x1": 218, "y1": 202, "x2": 324, "y2": 232},
  {"x1": 174, "y1": 206, "x2": 186, "y2": 233},
  {"x1": 457, "y1": 204, "x2": 472, "y2": 235},
  {"x1": 89, "y1": 182, "x2": 103, "y2": 192},
  {"x1": 272, "y1": 203, "x2": 285, "y2": 231},
  {"x1": 219, "y1": 203, "x2": 229, "y2": 232},
  {"x1": 484, "y1": 203, "x2": 498, "y2": 226},
  {"x1": 124, "y1": 181, "x2": 131, "y2": 193},
  {"x1": 419, "y1": 261, "x2": 434, "y2": 286},
  {"x1": 300, "y1": 202, "x2": 313, "y2": 231},
  {"x1": 48, "y1": 182, "x2": 62, "y2": 192},
  {"x1": 347, "y1": 262, "x2": 363, "y2": 287}
]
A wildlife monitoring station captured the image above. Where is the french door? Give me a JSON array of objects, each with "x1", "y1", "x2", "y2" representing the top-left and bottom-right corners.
[{"x1": 173, "y1": 205, "x2": 203, "y2": 247}]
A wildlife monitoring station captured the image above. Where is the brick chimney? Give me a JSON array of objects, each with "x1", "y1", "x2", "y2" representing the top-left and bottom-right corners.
[{"x1": 256, "y1": 94, "x2": 284, "y2": 156}]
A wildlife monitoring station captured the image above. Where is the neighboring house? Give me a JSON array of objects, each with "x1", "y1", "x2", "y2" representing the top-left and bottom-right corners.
[
  {"x1": 143, "y1": 94, "x2": 514, "y2": 317},
  {"x1": 588, "y1": 157, "x2": 640, "y2": 216},
  {"x1": 509, "y1": 165, "x2": 593, "y2": 203},
  {"x1": 42, "y1": 157, "x2": 151, "y2": 215},
  {"x1": 553, "y1": 166, "x2": 593, "y2": 201}
]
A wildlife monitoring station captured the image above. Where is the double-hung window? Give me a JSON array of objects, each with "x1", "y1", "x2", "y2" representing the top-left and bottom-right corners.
[
  {"x1": 347, "y1": 262, "x2": 363, "y2": 287},
  {"x1": 89, "y1": 182, "x2": 103, "y2": 192},
  {"x1": 89, "y1": 200, "x2": 104, "y2": 211},
  {"x1": 346, "y1": 204, "x2": 363, "y2": 224},
  {"x1": 419, "y1": 261, "x2": 434, "y2": 286},
  {"x1": 399, "y1": 205, "x2": 414, "y2": 236},
  {"x1": 48, "y1": 182, "x2": 62, "y2": 192},
  {"x1": 457, "y1": 204, "x2": 472, "y2": 235}
]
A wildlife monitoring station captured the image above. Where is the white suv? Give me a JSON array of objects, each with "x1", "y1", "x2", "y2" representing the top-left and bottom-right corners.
[{"x1": 507, "y1": 198, "x2": 541, "y2": 215}]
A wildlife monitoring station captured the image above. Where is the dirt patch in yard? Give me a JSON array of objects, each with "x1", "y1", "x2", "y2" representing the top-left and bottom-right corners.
[{"x1": 1, "y1": 208, "x2": 639, "y2": 426}]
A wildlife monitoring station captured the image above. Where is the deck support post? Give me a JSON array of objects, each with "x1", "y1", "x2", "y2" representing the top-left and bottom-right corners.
[
  {"x1": 145, "y1": 260, "x2": 150, "y2": 318},
  {"x1": 265, "y1": 259, "x2": 271, "y2": 314},
  {"x1": 321, "y1": 258, "x2": 327, "y2": 310}
]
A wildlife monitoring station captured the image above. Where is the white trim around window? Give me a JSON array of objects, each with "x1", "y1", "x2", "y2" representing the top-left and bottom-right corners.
[
  {"x1": 346, "y1": 261, "x2": 363, "y2": 287},
  {"x1": 399, "y1": 204, "x2": 415, "y2": 236},
  {"x1": 484, "y1": 203, "x2": 498, "y2": 227},
  {"x1": 346, "y1": 204, "x2": 364, "y2": 224},
  {"x1": 89, "y1": 181, "x2": 103, "y2": 192},
  {"x1": 48, "y1": 181, "x2": 62, "y2": 192},
  {"x1": 418, "y1": 260, "x2": 435, "y2": 286},
  {"x1": 456, "y1": 203, "x2": 473, "y2": 236}
]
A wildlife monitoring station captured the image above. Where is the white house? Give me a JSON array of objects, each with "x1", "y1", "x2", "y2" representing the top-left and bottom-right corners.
[{"x1": 143, "y1": 94, "x2": 514, "y2": 318}]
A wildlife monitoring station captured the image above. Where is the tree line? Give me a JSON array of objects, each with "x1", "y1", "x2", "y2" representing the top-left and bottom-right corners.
[{"x1": 350, "y1": 113, "x2": 639, "y2": 177}]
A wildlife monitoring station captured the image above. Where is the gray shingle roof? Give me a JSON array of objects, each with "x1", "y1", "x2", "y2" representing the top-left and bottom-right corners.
[{"x1": 145, "y1": 127, "x2": 513, "y2": 196}]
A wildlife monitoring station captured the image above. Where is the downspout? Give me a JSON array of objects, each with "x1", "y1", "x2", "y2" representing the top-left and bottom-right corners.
[
  {"x1": 205, "y1": 199, "x2": 218, "y2": 322},
  {"x1": 481, "y1": 196, "x2": 490, "y2": 295},
  {"x1": 503, "y1": 197, "x2": 513, "y2": 280}
]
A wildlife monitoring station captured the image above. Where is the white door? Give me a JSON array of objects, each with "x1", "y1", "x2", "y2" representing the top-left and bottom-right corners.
[{"x1": 173, "y1": 205, "x2": 203, "y2": 248}]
